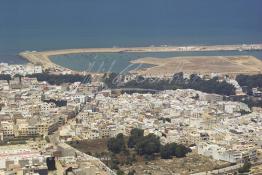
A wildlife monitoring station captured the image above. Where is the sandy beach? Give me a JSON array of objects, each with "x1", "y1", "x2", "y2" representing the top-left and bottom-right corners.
[{"x1": 19, "y1": 44, "x2": 262, "y2": 74}]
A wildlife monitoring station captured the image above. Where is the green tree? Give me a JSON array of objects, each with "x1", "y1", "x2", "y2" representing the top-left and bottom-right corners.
[
  {"x1": 165, "y1": 118, "x2": 171, "y2": 123},
  {"x1": 174, "y1": 145, "x2": 184, "y2": 158},
  {"x1": 135, "y1": 134, "x2": 160, "y2": 155},
  {"x1": 26, "y1": 73, "x2": 91, "y2": 85},
  {"x1": 128, "y1": 170, "x2": 136, "y2": 175},
  {"x1": 107, "y1": 133, "x2": 126, "y2": 154},
  {"x1": 109, "y1": 154, "x2": 120, "y2": 170},
  {"x1": 128, "y1": 128, "x2": 144, "y2": 148},
  {"x1": 103, "y1": 73, "x2": 120, "y2": 88},
  {"x1": 160, "y1": 144, "x2": 172, "y2": 159},
  {"x1": 116, "y1": 133, "x2": 125, "y2": 149},
  {"x1": 160, "y1": 142, "x2": 189, "y2": 159},
  {"x1": 169, "y1": 142, "x2": 177, "y2": 155},
  {"x1": 238, "y1": 161, "x2": 251, "y2": 173},
  {"x1": 117, "y1": 170, "x2": 125, "y2": 175},
  {"x1": 174, "y1": 144, "x2": 191, "y2": 158},
  {"x1": 0, "y1": 74, "x2": 11, "y2": 82}
]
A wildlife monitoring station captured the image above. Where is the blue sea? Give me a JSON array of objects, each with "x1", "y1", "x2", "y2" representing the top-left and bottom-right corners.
[{"x1": 0, "y1": 0, "x2": 262, "y2": 67}]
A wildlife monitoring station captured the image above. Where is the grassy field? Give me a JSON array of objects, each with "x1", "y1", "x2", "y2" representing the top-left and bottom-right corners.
[{"x1": 68, "y1": 138, "x2": 109, "y2": 155}]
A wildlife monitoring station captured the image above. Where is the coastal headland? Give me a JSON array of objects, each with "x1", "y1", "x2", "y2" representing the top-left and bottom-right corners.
[{"x1": 19, "y1": 44, "x2": 262, "y2": 75}]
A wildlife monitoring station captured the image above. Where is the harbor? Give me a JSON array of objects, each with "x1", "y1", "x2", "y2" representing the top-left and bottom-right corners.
[{"x1": 19, "y1": 44, "x2": 262, "y2": 71}]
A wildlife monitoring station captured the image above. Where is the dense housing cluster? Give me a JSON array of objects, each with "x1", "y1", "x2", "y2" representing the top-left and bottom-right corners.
[{"x1": 0, "y1": 63, "x2": 262, "y2": 174}]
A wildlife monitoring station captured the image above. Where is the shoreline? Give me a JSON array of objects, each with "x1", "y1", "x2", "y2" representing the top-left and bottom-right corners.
[{"x1": 19, "y1": 44, "x2": 262, "y2": 73}]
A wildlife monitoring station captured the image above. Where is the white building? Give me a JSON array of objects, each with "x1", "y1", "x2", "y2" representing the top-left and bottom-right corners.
[{"x1": 198, "y1": 142, "x2": 257, "y2": 163}]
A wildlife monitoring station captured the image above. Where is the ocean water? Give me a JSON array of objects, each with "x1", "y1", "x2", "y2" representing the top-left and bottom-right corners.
[{"x1": 0, "y1": 0, "x2": 262, "y2": 64}]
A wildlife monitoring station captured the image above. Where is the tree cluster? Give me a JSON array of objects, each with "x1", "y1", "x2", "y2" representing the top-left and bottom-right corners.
[
  {"x1": 127, "y1": 128, "x2": 191, "y2": 159},
  {"x1": 46, "y1": 157, "x2": 56, "y2": 171},
  {"x1": 102, "y1": 73, "x2": 121, "y2": 89},
  {"x1": 127, "y1": 128, "x2": 161, "y2": 157},
  {"x1": 236, "y1": 74, "x2": 262, "y2": 89},
  {"x1": 107, "y1": 133, "x2": 126, "y2": 154},
  {"x1": 0, "y1": 74, "x2": 11, "y2": 82},
  {"x1": 241, "y1": 98, "x2": 262, "y2": 108},
  {"x1": 238, "y1": 161, "x2": 251, "y2": 173},
  {"x1": 127, "y1": 170, "x2": 136, "y2": 175},
  {"x1": 127, "y1": 128, "x2": 144, "y2": 148},
  {"x1": 226, "y1": 95, "x2": 262, "y2": 108},
  {"x1": 158, "y1": 117, "x2": 171, "y2": 123},
  {"x1": 134, "y1": 134, "x2": 161, "y2": 156},
  {"x1": 160, "y1": 143, "x2": 192, "y2": 159},
  {"x1": 107, "y1": 128, "x2": 192, "y2": 162},
  {"x1": 103, "y1": 73, "x2": 236, "y2": 96},
  {"x1": 186, "y1": 75, "x2": 235, "y2": 96},
  {"x1": 43, "y1": 99, "x2": 67, "y2": 107},
  {"x1": 26, "y1": 73, "x2": 91, "y2": 85}
]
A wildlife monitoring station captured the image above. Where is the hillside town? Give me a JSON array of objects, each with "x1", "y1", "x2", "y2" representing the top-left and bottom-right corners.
[{"x1": 0, "y1": 63, "x2": 262, "y2": 175}]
